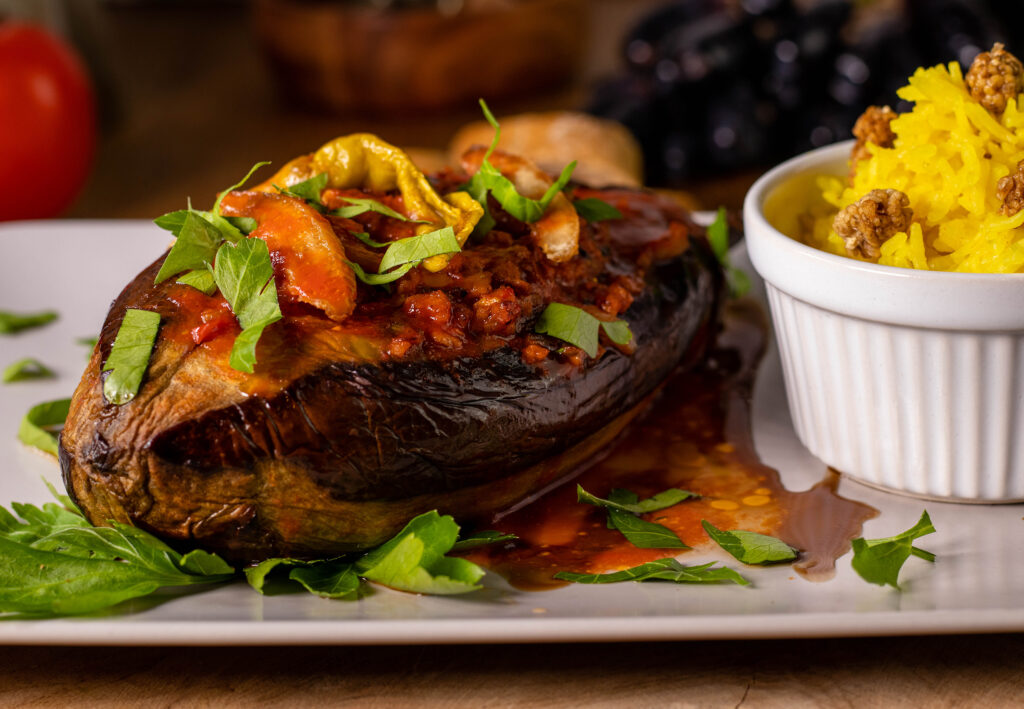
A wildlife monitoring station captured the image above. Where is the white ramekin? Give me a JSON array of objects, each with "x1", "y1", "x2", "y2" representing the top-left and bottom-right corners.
[{"x1": 744, "y1": 140, "x2": 1024, "y2": 502}]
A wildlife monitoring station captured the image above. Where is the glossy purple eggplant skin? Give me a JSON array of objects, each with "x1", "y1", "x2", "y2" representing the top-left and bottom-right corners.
[{"x1": 60, "y1": 231, "x2": 722, "y2": 562}]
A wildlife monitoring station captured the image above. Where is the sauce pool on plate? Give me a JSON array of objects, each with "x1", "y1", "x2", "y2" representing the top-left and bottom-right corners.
[{"x1": 460, "y1": 301, "x2": 878, "y2": 589}]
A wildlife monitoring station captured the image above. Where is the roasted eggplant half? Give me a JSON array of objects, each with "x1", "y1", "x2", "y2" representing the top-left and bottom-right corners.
[{"x1": 60, "y1": 135, "x2": 722, "y2": 562}]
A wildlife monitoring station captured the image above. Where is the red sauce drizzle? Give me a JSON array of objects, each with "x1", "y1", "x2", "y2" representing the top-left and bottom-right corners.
[{"x1": 460, "y1": 301, "x2": 878, "y2": 589}]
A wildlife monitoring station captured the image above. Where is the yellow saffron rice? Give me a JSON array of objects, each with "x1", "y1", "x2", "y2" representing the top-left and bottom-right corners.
[{"x1": 805, "y1": 60, "x2": 1024, "y2": 273}]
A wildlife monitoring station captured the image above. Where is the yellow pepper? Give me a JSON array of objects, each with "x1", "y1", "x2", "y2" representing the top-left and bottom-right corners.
[{"x1": 257, "y1": 134, "x2": 482, "y2": 272}]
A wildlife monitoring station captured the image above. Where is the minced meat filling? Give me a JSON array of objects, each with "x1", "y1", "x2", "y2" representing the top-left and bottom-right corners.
[{"x1": 317, "y1": 175, "x2": 692, "y2": 367}]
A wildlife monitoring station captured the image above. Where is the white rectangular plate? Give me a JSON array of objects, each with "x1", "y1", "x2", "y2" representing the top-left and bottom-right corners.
[{"x1": 1, "y1": 220, "x2": 1023, "y2": 645}]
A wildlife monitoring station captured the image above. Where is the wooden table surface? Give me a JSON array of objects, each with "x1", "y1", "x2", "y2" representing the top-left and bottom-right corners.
[
  {"x1": 1, "y1": 635, "x2": 1022, "y2": 707},
  {"x1": 9, "y1": 3, "x2": 1022, "y2": 706}
]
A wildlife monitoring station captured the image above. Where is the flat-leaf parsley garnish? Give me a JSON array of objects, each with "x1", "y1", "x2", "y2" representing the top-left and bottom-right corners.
[
  {"x1": 155, "y1": 161, "x2": 270, "y2": 246},
  {"x1": 245, "y1": 557, "x2": 362, "y2": 600},
  {"x1": 102, "y1": 308, "x2": 161, "y2": 405},
  {"x1": 3, "y1": 358, "x2": 55, "y2": 383},
  {"x1": 573, "y1": 197, "x2": 622, "y2": 223},
  {"x1": 0, "y1": 496, "x2": 233, "y2": 617},
  {"x1": 213, "y1": 237, "x2": 283, "y2": 373},
  {"x1": 577, "y1": 485, "x2": 691, "y2": 550},
  {"x1": 154, "y1": 210, "x2": 224, "y2": 285},
  {"x1": 275, "y1": 173, "x2": 329, "y2": 212},
  {"x1": 851, "y1": 510, "x2": 935, "y2": 589},
  {"x1": 175, "y1": 268, "x2": 217, "y2": 295},
  {"x1": 555, "y1": 558, "x2": 749, "y2": 586},
  {"x1": 701, "y1": 520, "x2": 797, "y2": 565},
  {"x1": 451, "y1": 530, "x2": 518, "y2": 552},
  {"x1": 332, "y1": 196, "x2": 427, "y2": 222},
  {"x1": 356, "y1": 511, "x2": 485, "y2": 595},
  {"x1": 577, "y1": 485, "x2": 696, "y2": 515},
  {"x1": 378, "y1": 227, "x2": 459, "y2": 272},
  {"x1": 0, "y1": 310, "x2": 57, "y2": 335},
  {"x1": 250, "y1": 510, "x2": 489, "y2": 599},
  {"x1": 467, "y1": 99, "x2": 576, "y2": 233},
  {"x1": 347, "y1": 226, "x2": 461, "y2": 287},
  {"x1": 534, "y1": 303, "x2": 632, "y2": 358},
  {"x1": 0, "y1": 501, "x2": 495, "y2": 616},
  {"x1": 707, "y1": 206, "x2": 751, "y2": 298},
  {"x1": 17, "y1": 398, "x2": 71, "y2": 456}
]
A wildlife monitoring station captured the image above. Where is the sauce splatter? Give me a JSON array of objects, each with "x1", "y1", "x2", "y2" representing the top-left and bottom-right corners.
[{"x1": 461, "y1": 301, "x2": 878, "y2": 589}]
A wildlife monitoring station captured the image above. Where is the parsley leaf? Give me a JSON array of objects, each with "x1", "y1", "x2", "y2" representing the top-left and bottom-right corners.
[
  {"x1": 3, "y1": 358, "x2": 55, "y2": 383},
  {"x1": 76, "y1": 336, "x2": 98, "y2": 351},
  {"x1": 245, "y1": 557, "x2": 362, "y2": 600},
  {"x1": 213, "y1": 161, "x2": 271, "y2": 216},
  {"x1": 577, "y1": 485, "x2": 696, "y2": 515},
  {"x1": 466, "y1": 174, "x2": 496, "y2": 237},
  {"x1": 701, "y1": 520, "x2": 797, "y2": 565},
  {"x1": 348, "y1": 260, "x2": 414, "y2": 286},
  {"x1": 851, "y1": 511, "x2": 936, "y2": 589},
  {"x1": 215, "y1": 239, "x2": 283, "y2": 330},
  {"x1": 224, "y1": 216, "x2": 258, "y2": 235},
  {"x1": 152, "y1": 209, "x2": 189, "y2": 235},
  {"x1": 352, "y1": 231, "x2": 390, "y2": 248},
  {"x1": 229, "y1": 321, "x2": 275, "y2": 373},
  {"x1": 573, "y1": 197, "x2": 623, "y2": 223},
  {"x1": 156, "y1": 168, "x2": 286, "y2": 373},
  {"x1": 244, "y1": 558, "x2": 290, "y2": 593},
  {"x1": 357, "y1": 511, "x2": 485, "y2": 595},
  {"x1": 599, "y1": 319, "x2": 633, "y2": 345},
  {"x1": 41, "y1": 480, "x2": 78, "y2": 515},
  {"x1": 378, "y1": 227, "x2": 460, "y2": 273},
  {"x1": 479, "y1": 98, "x2": 502, "y2": 161},
  {"x1": 0, "y1": 310, "x2": 57, "y2": 335},
  {"x1": 555, "y1": 558, "x2": 749, "y2": 586},
  {"x1": 607, "y1": 507, "x2": 689, "y2": 549},
  {"x1": 102, "y1": 309, "x2": 161, "y2": 405},
  {"x1": 707, "y1": 206, "x2": 729, "y2": 261},
  {"x1": 175, "y1": 268, "x2": 217, "y2": 295},
  {"x1": 0, "y1": 499, "x2": 233, "y2": 616},
  {"x1": 578, "y1": 487, "x2": 689, "y2": 549},
  {"x1": 249, "y1": 512, "x2": 493, "y2": 598},
  {"x1": 16, "y1": 398, "x2": 70, "y2": 456},
  {"x1": 333, "y1": 196, "x2": 425, "y2": 222},
  {"x1": 467, "y1": 99, "x2": 577, "y2": 227},
  {"x1": 451, "y1": 530, "x2": 518, "y2": 552},
  {"x1": 155, "y1": 162, "x2": 269, "y2": 247},
  {"x1": 212, "y1": 238, "x2": 283, "y2": 373},
  {"x1": 707, "y1": 206, "x2": 751, "y2": 298},
  {"x1": 360, "y1": 535, "x2": 484, "y2": 595},
  {"x1": 536, "y1": 303, "x2": 598, "y2": 356},
  {"x1": 472, "y1": 159, "x2": 577, "y2": 224},
  {"x1": 288, "y1": 562, "x2": 362, "y2": 599},
  {"x1": 345, "y1": 227, "x2": 460, "y2": 287},
  {"x1": 534, "y1": 303, "x2": 632, "y2": 358},
  {"x1": 154, "y1": 210, "x2": 224, "y2": 284},
  {"x1": 277, "y1": 173, "x2": 328, "y2": 212}
]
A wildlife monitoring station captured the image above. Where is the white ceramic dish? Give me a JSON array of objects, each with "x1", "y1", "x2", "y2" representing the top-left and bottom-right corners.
[
  {"x1": 745, "y1": 140, "x2": 1024, "y2": 502},
  {"x1": 1, "y1": 220, "x2": 1024, "y2": 645}
]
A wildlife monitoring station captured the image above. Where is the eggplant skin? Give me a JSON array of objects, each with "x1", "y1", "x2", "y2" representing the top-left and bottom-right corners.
[{"x1": 61, "y1": 245, "x2": 721, "y2": 562}]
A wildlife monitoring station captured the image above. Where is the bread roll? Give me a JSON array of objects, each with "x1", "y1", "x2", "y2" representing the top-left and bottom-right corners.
[{"x1": 448, "y1": 111, "x2": 643, "y2": 188}]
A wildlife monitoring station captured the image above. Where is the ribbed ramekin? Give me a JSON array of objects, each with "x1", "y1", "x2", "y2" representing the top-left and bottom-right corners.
[{"x1": 744, "y1": 141, "x2": 1024, "y2": 502}]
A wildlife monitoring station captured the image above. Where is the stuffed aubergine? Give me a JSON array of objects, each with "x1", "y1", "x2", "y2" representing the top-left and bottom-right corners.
[{"x1": 60, "y1": 132, "x2": 723, "y2": 562}]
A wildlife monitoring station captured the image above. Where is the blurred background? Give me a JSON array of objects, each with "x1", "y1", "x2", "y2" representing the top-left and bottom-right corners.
[{"x1": 2, "y1": 0, "x2": 1023, "y2": 221}]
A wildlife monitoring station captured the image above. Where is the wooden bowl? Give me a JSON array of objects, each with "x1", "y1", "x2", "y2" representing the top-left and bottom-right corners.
[{"x1": 253, "y1": 0, "x2": 589, "y2": 114}]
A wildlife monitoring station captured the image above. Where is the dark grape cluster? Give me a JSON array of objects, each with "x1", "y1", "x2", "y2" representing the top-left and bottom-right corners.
[{"x1": 589, "y1": 0, "x2": 1024, "y2": 184}]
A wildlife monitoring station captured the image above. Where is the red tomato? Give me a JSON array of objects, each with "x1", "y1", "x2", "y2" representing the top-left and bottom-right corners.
[{"x1": 0, "y1": 22, "x2": 96, "y2": 221}]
